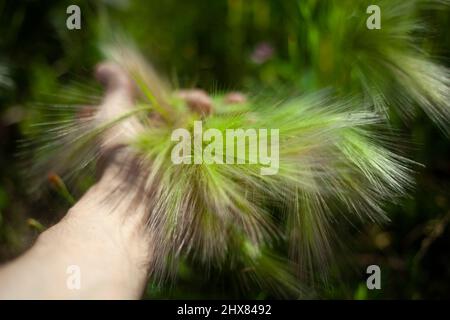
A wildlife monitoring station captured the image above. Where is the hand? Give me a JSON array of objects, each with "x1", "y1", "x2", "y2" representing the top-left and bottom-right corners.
[
  {"x1": 0, "y1": 62, "x2": 152, "y2": 299},
  {"x1": 0, "y1": 62, "x2": 246, "y2": 299}
]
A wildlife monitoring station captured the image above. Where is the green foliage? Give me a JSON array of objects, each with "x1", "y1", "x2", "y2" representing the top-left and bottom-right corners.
[
  {"x1": 0, "y1": 0, "x2": 449, "y2": 299},
  {"x1": 24, "y1": 45, "x2": 416, "y2": 296},
  {"x1": 295, "y1": 0, "x2": 450, "y2": 132}
]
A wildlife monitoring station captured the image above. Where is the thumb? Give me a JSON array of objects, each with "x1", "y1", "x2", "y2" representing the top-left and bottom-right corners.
[
  {"x1": 94, "y1": 62, "x2": 142, "y2": 150},
  {"x1": 95, "y1": 62, "x2": 136, "y2": 119}
]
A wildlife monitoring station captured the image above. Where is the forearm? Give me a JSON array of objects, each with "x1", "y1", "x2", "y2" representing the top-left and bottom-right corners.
[{"x1": 0, "y1": 162, "x2": 152, "y2": 300}]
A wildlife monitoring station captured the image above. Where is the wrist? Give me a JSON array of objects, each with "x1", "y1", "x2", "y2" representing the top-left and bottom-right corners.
[{"x1": 35, "y1": 155, "x2": 152, "y2": 298}]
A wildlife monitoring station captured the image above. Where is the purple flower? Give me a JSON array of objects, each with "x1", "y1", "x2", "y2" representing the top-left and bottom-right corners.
[{"x1": 250, "y1": 42, "x2": 274, "y2": 64}]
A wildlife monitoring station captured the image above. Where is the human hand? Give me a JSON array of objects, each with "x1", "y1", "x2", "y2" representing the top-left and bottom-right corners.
[{"x1": 0, "y1": 62, "x2": 246, "y2": 300}]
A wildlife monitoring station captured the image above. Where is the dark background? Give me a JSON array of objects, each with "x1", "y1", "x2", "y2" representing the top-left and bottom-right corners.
[{"x1": 0, "y1": 0, "x2": 449, "y2": 299}]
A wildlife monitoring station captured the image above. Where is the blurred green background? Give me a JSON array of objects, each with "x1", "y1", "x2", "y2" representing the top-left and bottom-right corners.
[{"x1": 0, "y1": 0, "x2": 449, "y2": 299}]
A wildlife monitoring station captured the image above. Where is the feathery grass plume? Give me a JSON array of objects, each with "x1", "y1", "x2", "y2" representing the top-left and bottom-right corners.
[
  {"x1": 25, "y1": 44, "x2": 415, "y2": 296},
  {"x1": 296, "y1": 0, "x2": 450, "y2": 133}
]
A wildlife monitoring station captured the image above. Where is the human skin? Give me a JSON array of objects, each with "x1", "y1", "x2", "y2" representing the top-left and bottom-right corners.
[
  {"x1": 0, "y1": 63, "x2": 153, "y2": 299},
  {"x1": 0, "y1": 161, "x2": 152, "y2": 299},
  {"x1": 0, "y1": 63, "x2": 244, "y2": 300}
]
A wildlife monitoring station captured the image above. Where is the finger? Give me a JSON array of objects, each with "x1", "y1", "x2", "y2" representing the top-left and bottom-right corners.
[
  {"x1": 177, "y1": 89, "x2": 213, "y2": 116},
  {"x1": 224, "y1": 92, "x2": 247, "y2": 105},
  {"x1": 94, "y1": 62, "x2": 142, "y2": 149},
  {"x1": 95, "y1": 62, "x2": 135, "y2": 97},
  {"x1": 95, "y1": 62, "x2": 137, "y2": 121}
]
